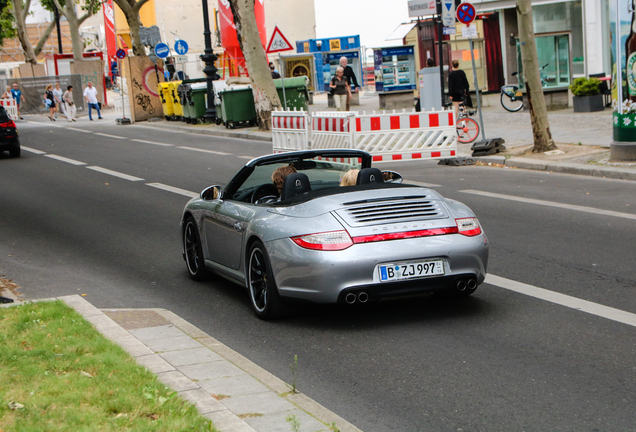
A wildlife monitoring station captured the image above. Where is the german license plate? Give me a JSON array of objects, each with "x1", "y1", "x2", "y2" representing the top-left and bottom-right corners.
[{"x1": 379, "y1": 259, "x2": 444, "y2": 282}]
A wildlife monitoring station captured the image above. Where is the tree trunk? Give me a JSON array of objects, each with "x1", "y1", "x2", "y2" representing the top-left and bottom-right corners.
[
  {"x1": 113, "y1": 0, "x2": 149, "y2": 57},
  {"x1": 11, "y1": 0, "x2": 54, "y2": 64},
  {"x1": 65, "y1": 10, "x2": 84, "y2": 62},
  {"x1": 229, "y1": 0, "x2": 281, "y2": 131},
  {"x1": 516, "y1": 0, "x2": 557, "y2": 153}
]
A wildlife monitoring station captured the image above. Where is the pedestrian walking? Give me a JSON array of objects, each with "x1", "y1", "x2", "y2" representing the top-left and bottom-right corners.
[
  {"x1": 110, "y1": 59, "x2": 119, "y2": 86},
  {"x1": 53, "y1": 82, "x2": 64, "y2": 120},
  {"x1": 329, "y1": 66, "x2": 351, "y2": 112},
  {"x1": 2, "y1": 86, "x2": 11, "y2": 99},
  {"x1": 448, "y1": 60, "x2": 470, "y2": 120},
  {"x1": 44, "y1": 84, "x2": 56, "y2": 121},
  {"x1": 339, "y1": 56, "x2": 360, "y2": 111},
  {"x1": 10, "y1": 83, "x2": 25, "y2": 119},
  {"x1": 83, "y1": 81, "x2": 102, "y2": 120},
  {"x1": 63, "y1": 85, "x2": 76, "y2": 122}
]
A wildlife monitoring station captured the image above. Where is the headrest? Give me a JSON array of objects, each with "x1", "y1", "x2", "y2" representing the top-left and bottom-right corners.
[
  {"x1": 356, "y1": 168, "x2": 384, "y2": 185},
  {"x1": 281, "y1": 172, "x2": 311, "y2": 201}
]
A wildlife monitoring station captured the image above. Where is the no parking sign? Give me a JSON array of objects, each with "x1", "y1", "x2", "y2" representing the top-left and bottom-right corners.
[{"x1": 456, "y1": 2, "x2": 476, "y2": 25}]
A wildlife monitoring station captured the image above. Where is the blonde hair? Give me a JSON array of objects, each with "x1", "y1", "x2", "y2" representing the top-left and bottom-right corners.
[
  {"x1": 340, "y1": 169, "x2": 359, "y2": 187},
  {"x1": 336, "y1": 66, "x2": 344, "y2": 74},
  {"x1": 46, "y1": 84, "x2": 52, "y2": 90},
  {"x1": 272, "y1": 165, "x2": 297, "y2": 193}
]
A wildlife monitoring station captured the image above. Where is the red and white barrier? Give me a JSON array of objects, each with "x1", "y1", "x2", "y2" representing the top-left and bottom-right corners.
[
  {"x1": 272, "y1": 109, "x2": 310, "y2": 153},
  {"x1": 352, "y1": 110, "x2": 457, "y2": 162},
  {"x1": 0, "y1": 98, "x2": 18, "y2": 120},
  {"x1": 271, "y1": 108, "x2": 458, "y2": 162}
]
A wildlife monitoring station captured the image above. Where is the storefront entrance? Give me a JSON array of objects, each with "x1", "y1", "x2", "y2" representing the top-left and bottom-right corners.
[{"x1": 517, "y1": 33, "x2": 571, "y2": 90}]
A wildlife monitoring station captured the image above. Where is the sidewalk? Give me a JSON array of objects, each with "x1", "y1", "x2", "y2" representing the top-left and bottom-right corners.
[{"x1": 0, "y1": 289, "x2": 358, "y2": 432}]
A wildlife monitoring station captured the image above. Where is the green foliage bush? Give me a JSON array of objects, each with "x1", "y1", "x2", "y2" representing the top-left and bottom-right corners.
[{"x1": 569, "y1": 77, "x2": 601, "y2": 97}]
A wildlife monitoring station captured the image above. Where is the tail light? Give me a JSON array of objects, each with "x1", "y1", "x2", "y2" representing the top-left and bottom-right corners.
[
  {"x1": 0, "y1": 120, "x2": 16, "y2": 128},
  {"x1": 291, "y1": 231, "x2": 353, "y2": 251},
  {"x1": 456, "y1": 218, "x2": 482, "y2": 236}
]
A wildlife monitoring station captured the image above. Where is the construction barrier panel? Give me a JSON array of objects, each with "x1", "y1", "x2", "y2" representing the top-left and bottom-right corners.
[
  {"x1": 0, "y1": 99, "x2": 18, "y2": 120},
  {"x1": 311, "y1": 112, "x2": 356, "y2": 150},
  {"x1": 352, "y1": 110, "x2": 457, "y2": 162},
  {"x1": 272, "y1": 109, "x2": 310, "y2": 153}
]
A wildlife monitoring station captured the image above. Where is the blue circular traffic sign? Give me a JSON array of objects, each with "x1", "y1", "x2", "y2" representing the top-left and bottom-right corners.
[
  {"x1": 116, "y1": 49, "x2": 126, "y2": 59},
  {"x1": 154, "y1": 42, "x2": 170, "y2": 59},
  {"x1": 174, "y1": 40, "x2": 189, "y2": 55},
  {"x1": 456, "y1": 2, "x2": 476, "y2": 25}
]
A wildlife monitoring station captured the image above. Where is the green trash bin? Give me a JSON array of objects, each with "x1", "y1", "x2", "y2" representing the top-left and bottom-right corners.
[
  {"x1": 189, "y1": 83, "x2": 209, "y2": 123},
  {"x1": 219, "y1": 85, "x2": 257, "y2": 129},
  {"x1": 274, "y1": 77, "x2": 309, "y2": 111},
  {"x1": 179, "y1": 78, "x2": 207, "y2": 123}
]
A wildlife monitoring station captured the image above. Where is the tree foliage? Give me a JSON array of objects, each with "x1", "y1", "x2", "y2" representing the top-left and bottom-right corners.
[{"x1": 0, "y1": 0, "x2": 17, "y2": 46}]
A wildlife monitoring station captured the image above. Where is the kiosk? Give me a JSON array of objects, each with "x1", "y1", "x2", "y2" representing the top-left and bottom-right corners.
[{"x1": 374, "y1": 46, "x2": 417, "y2": 110}]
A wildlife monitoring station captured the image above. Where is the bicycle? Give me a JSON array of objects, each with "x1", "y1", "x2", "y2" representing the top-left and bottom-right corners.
[
  {"x1": 500, "y1": 63, "x2": 549, "y2": 112},
  {"x1": 455, "y1": 102, "x2": 479, "y2": 144}
]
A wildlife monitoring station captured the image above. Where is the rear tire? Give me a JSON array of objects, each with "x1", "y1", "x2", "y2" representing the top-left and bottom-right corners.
[
  {"x1": 248, "y1": 241, "x2": 286, "y2": 320},
  {"x1": 9, "y1": 146, "x2": 20, "y2": 158},
  {"x1": 183, "y1": 217, "x2": 209, "y2": 281},
  {"x1": 500, "y1": 91, "x2": 523, "y2": 112}
]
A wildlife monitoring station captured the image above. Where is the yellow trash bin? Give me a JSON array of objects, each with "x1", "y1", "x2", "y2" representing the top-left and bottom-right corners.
[
  {"x1": 171, "y1": 80, "x2": 183, "y2": 120},
  {"x1": 158, "y1": 82, "x2": 175, "y2": 119}
]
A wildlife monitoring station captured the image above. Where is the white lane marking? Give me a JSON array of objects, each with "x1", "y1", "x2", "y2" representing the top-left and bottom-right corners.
[
  {"x1": 86, "y1": 166, "x2": 144, "y2": 181},
  {"x1": 460, "y1": 189, "x2": 636, "y2": 221},
  {"x1": 487, "y1": 274, "x2": 636, "y2": 328},
  {"x1": 94, "y1": 132, "x2": 127, "y2": 139},
  {"x1": 44, "y1": 154, "x2": 86, "y2": 165},
  {"x1": 177, "y1": 146, "x2": 232, "y2": 156},
  {"x1": 406, "y1": 180, "x2": 442, "y2": 188},
  {"x1": 130, "y1": 139, "x2": 174, "y2": 147},
  {"x1": 146, "y1": 182, "x2": 198, "y2": 198},
  {"x1": 21, "y1": 146, "x2": 46, "y2": 154},
  {"x1": 65, "y1": 127, "x2": 93, "y2": 133},
  {"x1": 237, "y1": 155, "x2": 255, "y2": 160},
  {"x1": 134, "y1": 125, "x2": 186, "y2": 134}
]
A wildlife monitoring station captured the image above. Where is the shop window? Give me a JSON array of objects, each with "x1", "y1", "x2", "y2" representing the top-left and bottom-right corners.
[{"x1": 516, "y1": 34, "x2": 571, "y2": 90}]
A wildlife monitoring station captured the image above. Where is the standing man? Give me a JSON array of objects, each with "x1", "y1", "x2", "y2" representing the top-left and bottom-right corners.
[
  {"x1": 83, "y1": 81, "x2": 102, "y2": 120},
  {"x1": 339, "y1": 56, "x2": 360, "y2": 111},
  {"x1": 110, "y1": 59, "x2": 119, "y2": 86},
  {"x1": 10, "y1": 83, "x2": 25, "y2": 120},
  {"x1": 269, "y1": 63, "x2": 281, "y2": 79}
]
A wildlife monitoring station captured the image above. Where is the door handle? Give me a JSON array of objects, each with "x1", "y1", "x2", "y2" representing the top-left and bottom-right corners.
[{"x1": 234, "y1": 222, "x2": 243, "y2": 232}]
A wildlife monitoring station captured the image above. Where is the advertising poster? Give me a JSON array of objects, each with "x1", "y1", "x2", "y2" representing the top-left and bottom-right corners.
[{"x1": 611, "y1": 0, "x2": 636, "y2": 141}]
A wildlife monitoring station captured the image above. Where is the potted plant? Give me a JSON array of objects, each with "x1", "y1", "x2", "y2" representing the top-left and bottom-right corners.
[{"x1": 569, "y1": 77, "x2": 603, "y2": 112}]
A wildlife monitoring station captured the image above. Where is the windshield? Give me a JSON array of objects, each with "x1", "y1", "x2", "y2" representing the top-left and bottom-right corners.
[{"x1": 232, "y1": 156, "x2": 362, "y2": 202}]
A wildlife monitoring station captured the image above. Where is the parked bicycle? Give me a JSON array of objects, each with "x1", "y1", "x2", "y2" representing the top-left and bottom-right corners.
[
  {"x1": 455, "y1": 102, "x2": 479, "y2": 144},
  {"x1": 500, "y1": 63, "x2": 549, "y2": 112}
]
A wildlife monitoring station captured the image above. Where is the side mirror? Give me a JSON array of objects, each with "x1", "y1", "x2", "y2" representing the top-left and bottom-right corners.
[
  {"x1": 382, "y1": 171, "x2": 403, "y2": 184},
  {"x1": 201, "y1": 185, "x2": 222, "y2": 200}
]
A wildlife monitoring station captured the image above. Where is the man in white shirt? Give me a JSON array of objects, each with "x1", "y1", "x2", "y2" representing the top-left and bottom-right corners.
[{"x1": 83, "y1": 81, "x2": 102, "y2": 120}]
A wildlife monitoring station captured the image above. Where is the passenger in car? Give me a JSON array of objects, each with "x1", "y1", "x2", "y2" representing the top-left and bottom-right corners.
[
  {"x1": 272, "y1": 165, "x2": 297, "y2": 195},
  {"x1": 340, "y1": 169, "x2": 359, "y2": 186}
]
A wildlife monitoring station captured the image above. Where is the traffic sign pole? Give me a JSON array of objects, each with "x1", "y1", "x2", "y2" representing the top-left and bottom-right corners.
[{"x1": 436, "y1": 0, "x2": 445, "y2": 108}]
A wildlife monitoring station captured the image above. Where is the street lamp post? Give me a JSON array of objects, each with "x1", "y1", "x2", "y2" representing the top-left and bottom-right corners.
[{"x1": 201, "y1": 0, "x2": 218, "y2": 122}]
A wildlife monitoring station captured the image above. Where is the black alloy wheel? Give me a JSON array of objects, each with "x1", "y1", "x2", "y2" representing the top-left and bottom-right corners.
[
  {"x1": 248, "y1": 241, "x2": 285, "y2": 319},
  {"x1": 183, "y1": 217, "x2": 209, "y2": 281}
]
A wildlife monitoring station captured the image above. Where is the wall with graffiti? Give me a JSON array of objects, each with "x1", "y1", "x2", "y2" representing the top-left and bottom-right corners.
[{"x1": 123, "y1": 56, "x2": 163, "y2": 122}]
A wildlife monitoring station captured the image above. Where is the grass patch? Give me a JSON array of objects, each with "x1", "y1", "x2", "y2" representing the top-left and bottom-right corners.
[{"x1": 0, "y1": 301, "x2": 217, "y2": 432}]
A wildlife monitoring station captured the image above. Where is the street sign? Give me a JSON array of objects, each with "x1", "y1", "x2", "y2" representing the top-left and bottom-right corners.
[
  {"x1": 116, "y1": 48, "x2": 126, "y2": 59},
  {"x1": 461, "y1": 24, "x2": 478, "y2": 38},
  {"x1": 443, "y1": 27, "x2": 456, "y2": 35},
  {"x1": 154, "y1": 42, "x2": 170, "y2": 59},
  {"x1": 176, "y1": 55, "x2": 188, "y2": 63},
  {"x1": 441, "y1": 0, "x2": 456, "y2": 27},
  {"x1": 174, "y1": 40, "x2": 189, "y2": 55},
  {"x1": 407, "y1": 0, "x2": 435, "y2": 18},
  {"x1": 456, "y1": 2, "x2": 476, "y2": 25},
  {"x1": 266, "y1": 26, "x2": 294, "y2": 53}
]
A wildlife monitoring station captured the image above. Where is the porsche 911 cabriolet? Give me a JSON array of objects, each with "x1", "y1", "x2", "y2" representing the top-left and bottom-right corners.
[{"x1": 181, "y1": 149, "x2": 488, "y2": 319}]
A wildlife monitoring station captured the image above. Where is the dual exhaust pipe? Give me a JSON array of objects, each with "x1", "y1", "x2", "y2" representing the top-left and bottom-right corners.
[
  {"x1": 345, "y1": 291, "x2": 369, "y2": 304},
  {"x1": 455, "y1": 278, "x2": 477, "y2": 293}
]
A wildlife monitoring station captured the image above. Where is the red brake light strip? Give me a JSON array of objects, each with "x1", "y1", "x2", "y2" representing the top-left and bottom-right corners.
[{"x1": 352, "y1": 227, "x2": 459, "y2": 244}]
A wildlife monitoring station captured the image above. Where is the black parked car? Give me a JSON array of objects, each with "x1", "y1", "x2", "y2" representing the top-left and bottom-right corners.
[{"x1": 0, "y1": 106, "x2": 19, "y2": 158}]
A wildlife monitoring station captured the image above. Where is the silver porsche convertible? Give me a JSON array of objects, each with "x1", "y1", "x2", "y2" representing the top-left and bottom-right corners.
[{"x1": 181, "y1": 149, "x2": 489, "y2": 319}]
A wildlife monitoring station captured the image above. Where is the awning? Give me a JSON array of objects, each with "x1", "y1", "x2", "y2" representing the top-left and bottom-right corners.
[{"x1": 385, "y1": 22, "x2": 417, "y2": 42}]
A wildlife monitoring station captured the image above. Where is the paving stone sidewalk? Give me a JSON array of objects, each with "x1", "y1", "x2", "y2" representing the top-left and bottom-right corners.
[{"x1": 5, "y1": 294, "x2": 359, "y2": 432}]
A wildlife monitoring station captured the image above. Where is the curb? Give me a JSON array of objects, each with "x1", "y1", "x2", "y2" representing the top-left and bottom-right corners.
[
  {"x1": 12, "y1": 295, "x2": 360, "y2": 432},
  {"x1": 473, "y1": 156, "x2": 636, "y2": 181},
  {"x1": 137, "y1": 121, "x2": 273, "y2": 143}
]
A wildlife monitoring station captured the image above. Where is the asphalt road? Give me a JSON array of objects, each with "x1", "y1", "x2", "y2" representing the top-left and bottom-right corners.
[{"x1": 2, "y1": 118, "x2": 636, "y2": 432}]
